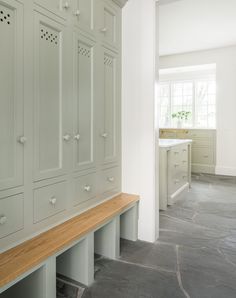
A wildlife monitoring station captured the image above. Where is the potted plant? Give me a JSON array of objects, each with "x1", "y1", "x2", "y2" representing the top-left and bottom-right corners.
[{"x1": 171, "y1": 111, "x2": 191, "y2": 128}]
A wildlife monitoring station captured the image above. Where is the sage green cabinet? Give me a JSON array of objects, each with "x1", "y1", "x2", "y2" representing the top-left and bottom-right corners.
[
  {"x1": 0, "y1": 0, "x2": 24, "y2": 191},
  {"x1": 99, "y1": 47, "x2": 120, "y2": 166},
  {"x1": 73, "y1": 33, "x2": 96, "y2": 171},
  {"x1": 33, "y1": 12, "x2": 67, "y2": 181}
]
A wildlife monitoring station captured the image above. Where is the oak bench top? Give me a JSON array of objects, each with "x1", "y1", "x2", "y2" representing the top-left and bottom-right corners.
[{"x1": 0, "y1": 193, "x2": 139, "y2": 288}]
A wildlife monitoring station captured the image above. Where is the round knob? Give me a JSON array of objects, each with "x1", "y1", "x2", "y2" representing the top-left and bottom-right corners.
[
  {"x1": 182, "y1": 160, "x2": 187, "y2": 163},
  {"x1": 75, "y1": 9, "x2": 80, "y2": 16},
  {"x1": 18, "y1": 136, "x2": 27, "y2": 144},
  {"x1": 175, "y1": 179, "x2": 180, "y2": 184},
  {"x1": 49, "y1": 197, "x2": 57, "y2": 205},
  {"x1": 108, "y1": 177, "x2": 114, "y2": 182},
  {"x1": 101, "y1": 27, "x2": 107, "y2": 33},
  {"x1": 64, "y1": 2, "x2": 69, "y2": 9},
  {"x1": 174, "y1": 164, "x2": 179, "y2": 167},
  {"x1": 74, "y1": 134, "x2": 80, "y2": 141},
  {"x1": 84, "y1": 185, "x2": 91, "y2": 192},
  {"x1": 63, "y1": 134, "x2": 71, "y2": 141},
  {"x1": 101, "y1": 133, "x2": 108, "y2": 138},
  {"x1": 0, "y1": 216, "x2": 7, "y2": 225},
  {"x1": 174, "y1": 151, "x2": 179, "y2": 155}
]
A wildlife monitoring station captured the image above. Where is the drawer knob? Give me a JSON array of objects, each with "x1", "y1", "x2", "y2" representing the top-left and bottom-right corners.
[
  {"x1": 18, "y1": 136, "x2": 27, "y2": 144},
  {"x1": 204, "y1": 155, "x2": 209, "y2": 158},
  {"x1": 175, "y1": 179, "x2": 180, "y2": 184},
  {"x1": 50, "y1": 197, "x2": 57, "y2": 205},
  {"x1": 74, "y1": 134, "x2": 80, "y2": 141},
  {"x1": 63, "y1": 134, "x2": 71, "y2": 141},
  {"x1": 174, "y1": 151, "x2": 179, "y2": 155},
  {"x1": 182, "y1": 160, "x2": 187, "y2": 163},
  {"x1": 84, "y1": 185, "x2": 91, "y2": 192},
  {"x1": 101, "y1": 27, "x2": 108, "y2": 33},
  {"x1": 183, "y1": 149, "x2": 187, "y2": 152},
  {"x1": 64, "y1": 2, "x2": 69, "y2": 9},
  {"x1": 174, "y1": 164, "x2": 179, "y2": 167},
  {"x1": 183, "y1": 175, "x2": 187, "y2": 179},
  {"x1": 108, "y1": 177, "x2": 114, "y2": 182},
  {"x1": 101, "y1": 133, "x2": 108, "y2": 138},
  {"x1": 74, "y1": 9, "x2": 80, "y2": 16},
  {"x1": 0, "y1": 216, "x2": 7, "y2": 225}
]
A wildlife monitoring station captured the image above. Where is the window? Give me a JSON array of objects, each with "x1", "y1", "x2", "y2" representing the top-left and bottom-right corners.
[{"x1": 159, "y1": 65, "x2": 216, "y2": 128}]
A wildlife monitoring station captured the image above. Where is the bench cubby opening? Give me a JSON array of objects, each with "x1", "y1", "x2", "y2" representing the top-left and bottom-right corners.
[
  {"x1": 0, "y1": 257, "x2": 56, "y2": 298},
  {"x1": 56, "y1": 233, "x2": 94, "y2": 286},
  {"x1": 94, "y1": 217, "x2": 120, "y2": 260},
  {"x1": 120, "y1": 203, "x2": 139, "y2": 242}
]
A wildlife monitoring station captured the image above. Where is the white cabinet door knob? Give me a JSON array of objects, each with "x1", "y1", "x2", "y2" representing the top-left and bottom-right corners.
[
  {"x1": 18, "y1": 136, "x2": 27, "y2": 144},
  {"x1": 0, "y1": 216, "x2": 7, "y2": 225},
  {"x1": 84, "y1": 185, "x2": 91, "y2": 192},
  {"x1": 174, "y1": 164, "x2": 179, "y2": 167},
  {"x1": 75, "y1": 9, "x2": 80, "y2": 16},
  {"x1": 63, "y1": 134, "x2": 71, "y2": 141},
  {"x1": 74, "y1": 134, "x2": 80, "y2": 141},
  {"x1": 64, "y1": 2, "x2": 69, "y2": 9},
  {"x1": 175, "y1": 179, "x2": 180, "y2": 184},
  {"x1": 108, "y1": 177, "x2": 114, "y2": 182},
  {"x1": 101, "y1": 133, "x2": 108, "y2": 138},
  {"x1": 50, "y1": 197, "x2": 57, "y2": 205},
  {"x1": 100, "y1": 27, "x2": 107, "y2": 33}
]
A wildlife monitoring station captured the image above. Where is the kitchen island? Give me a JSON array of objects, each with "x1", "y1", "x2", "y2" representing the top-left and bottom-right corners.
[{"x1": 159, "y1": 139, "x2": 192, "y2": 210}]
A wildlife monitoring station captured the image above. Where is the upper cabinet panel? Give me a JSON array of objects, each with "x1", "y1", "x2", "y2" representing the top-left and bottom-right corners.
[
  {"x1": 34, "y1": 0, "x2": 71, "y2": 19},
  {"x1": 0, "y1": 0, "x2": 24, "y2": 191},
  {"x1": 34, "y1": 12, "x2": 67, "y2": 181},
  {"x1": 73, "y1": 34, "x2": 95, "y2": 171},
  {"x1": 72, "y1": 0, "x2": 94, "y2": 35},
  {"x1": 99, "y1": 0, "x2": 121, "y2": 50}
]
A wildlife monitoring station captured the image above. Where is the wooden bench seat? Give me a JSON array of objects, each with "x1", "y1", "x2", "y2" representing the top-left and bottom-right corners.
[{"x1": 0, "y1": 193, "x2": 139, "y2": 290}]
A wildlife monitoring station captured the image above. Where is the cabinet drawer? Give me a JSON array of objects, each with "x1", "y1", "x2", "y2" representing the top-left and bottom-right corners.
[
  {"x1": 102, "y1": 167, "x2": 119, "y2": 193},
  {"x1": 0, "y1": 194, "x2": 24, "y2": 239},
  {"x1": 34, "y1": 181, "x2": 67, "y2": 223},
  {"x1": 192, "y1": 147, "x2": 214, "y2": 165},
  {"x1": 74, "y1": 172, "x2": 96, "y2": 206}
]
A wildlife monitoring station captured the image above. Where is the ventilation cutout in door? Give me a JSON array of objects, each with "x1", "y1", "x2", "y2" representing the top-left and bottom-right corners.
[
  {"x1": 104, "y1": 56, "x2": 113, "y2": 67},
  {"x1": 40, "y1": 27, "x2": 59, "y2": 45},
  {"x1": 78, "y1": 44, "x2": 91, "y2": 58},
  {"x1": 0, "y1": 7, "x2": 11, "y2": 25}
]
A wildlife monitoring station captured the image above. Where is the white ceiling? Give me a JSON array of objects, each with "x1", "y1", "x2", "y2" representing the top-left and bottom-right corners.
[{"x1": 159, "y1": 0, "x2": 236, "y2": 56}]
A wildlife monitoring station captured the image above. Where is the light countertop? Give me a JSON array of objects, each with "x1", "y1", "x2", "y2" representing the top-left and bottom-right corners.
[{"x1": 159, "y1": 138, "x2": 192, "y2": 148}]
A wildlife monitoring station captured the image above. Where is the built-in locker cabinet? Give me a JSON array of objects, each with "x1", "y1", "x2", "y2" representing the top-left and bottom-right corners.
[
  {"x1": 100, "y1": 48, "x2": 119, "y2": 165},
  {"x1": 34, "y1": 12, "x2": 67, "y2": 181},
  {"x1": 73, "y1": 33, "x2": 95, "y2": 171},
  {"x1": 0, "y1": 0, "x2": 123, "y2": 253},
  {"x1": 0, "y1": 0, "x2": 24, "y2": 192},
  {"x1": 72, "y1": 0, "x2": 94, "y2": 35}
]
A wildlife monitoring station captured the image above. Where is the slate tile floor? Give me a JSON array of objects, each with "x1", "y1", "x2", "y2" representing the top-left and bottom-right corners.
[{"x1": 80, "y1": 174, "x2": 236, "y2": 298}]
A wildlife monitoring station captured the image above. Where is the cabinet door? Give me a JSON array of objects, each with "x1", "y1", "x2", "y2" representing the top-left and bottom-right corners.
[
  {"x1": 73, "y1": 34, "x2": 95, "y2": 171},
  {"x1": 99, "y1": 0, "x2": 121, "y2": 49},
  {"x1": 73, "y1": 0, "x2": 94, "y2": 35},
  {"x1": 34, "y1": 0, "x2": 70, "y2": 19},
  {"x1": 0, "y1": 0, "x2": 24, "y2": 191},
  {"x1": 34, "y1": 12, "x2": 67, "y2": 181},
  {"x1": 100, "y1": 48, "x2": 120, "y2": 165}
]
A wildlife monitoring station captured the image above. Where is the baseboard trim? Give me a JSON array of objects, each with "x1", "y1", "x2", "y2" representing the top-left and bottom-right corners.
[{"x1": 215, "y1": 166, "x2": 236, "y2": 177}]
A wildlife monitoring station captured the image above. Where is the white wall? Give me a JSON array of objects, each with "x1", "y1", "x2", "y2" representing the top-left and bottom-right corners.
[
  {"x1": 160, "y1": 45, "x2": 236, "y2": 176},
  {"x1": 122, "y1": 0, "x2": 159, "y2": 242}
]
